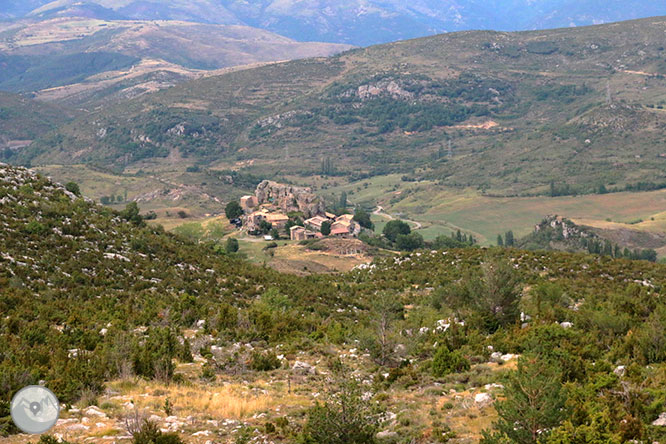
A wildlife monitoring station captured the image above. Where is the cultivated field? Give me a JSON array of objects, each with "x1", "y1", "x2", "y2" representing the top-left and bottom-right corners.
[{"x1": 325, "y1": 174, "x2": 666, "y2": 248}]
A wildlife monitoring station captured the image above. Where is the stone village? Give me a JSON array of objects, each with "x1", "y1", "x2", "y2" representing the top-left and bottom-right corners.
[{"x1": 236, "y1": 180, "x2": 361, "y2": 241}]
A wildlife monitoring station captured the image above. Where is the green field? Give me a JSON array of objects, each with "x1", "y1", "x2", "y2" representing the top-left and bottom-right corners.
[{"x1": 325, "y1": 174, "x2": 666, "y2": 249}]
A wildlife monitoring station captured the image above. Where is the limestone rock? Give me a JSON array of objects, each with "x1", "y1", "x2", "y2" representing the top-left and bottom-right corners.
[
  {"x1": 255, "y1": 180, "x2": 325, "y2": 218},
  {"x1": 292, "y1": 360, "x2": 316, "y2": 375},
  {"x1": 84, "y1": 406, "x2": 107, "y2": 418},
  {"x1": 475, "y1": 392, "x2": 493, "y2": 407},
  {"x1": 652, "y1": 412, "x2": 666, "y2": 426},
  {"x1": 377, "y1": 430, "x2": 398, "y2": 439}
]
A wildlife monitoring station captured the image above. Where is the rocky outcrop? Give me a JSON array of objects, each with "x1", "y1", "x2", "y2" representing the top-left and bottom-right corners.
[{"x1": 255, "y1": 180, "x2": 325, "y2": 218}]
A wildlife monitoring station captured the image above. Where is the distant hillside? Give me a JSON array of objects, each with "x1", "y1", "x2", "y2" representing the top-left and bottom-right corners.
[
  {"x1": 0, "y1": 92, "x2": 73, "y2": 150},
  {"x1": 518, "y1": 215, "x2": 660, "y2": 261},
  {"x1": 28, "y1": 0, "x2": 241, "y2": 24},
  {"x1": 17, "y1": 17, "x2": 666, "y2": 196},
  {"x1": 0, "y1": 16, "x2": 350, "y2": 105},
  {"x1": 4, "y1": 0, "x2": 666, "y2": 46},
  {"x1": 217, "y1": 0, "x2": 666, "y2": 46}
]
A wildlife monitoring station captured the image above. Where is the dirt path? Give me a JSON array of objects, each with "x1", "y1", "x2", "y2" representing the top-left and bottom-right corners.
[{"x1": 373, "y1": 206, "x2": 423, "y2": 230}]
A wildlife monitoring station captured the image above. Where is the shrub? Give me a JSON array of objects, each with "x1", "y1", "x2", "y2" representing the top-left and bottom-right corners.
[
  {"x1": 432, "y1": 345, "x2": 470, "y2": 377},
  {"x1": 250, "y1": 351, "x2": 281, "y2": 371},
  {"x1": 302, "y1": 377, "x2": 381, "y2": 444},
  {"x1": 64, "y1": 182, "x2": 81, "y2": 196},
  {"x1": 131, "y1": 420, "x2": 184, "y2": 444},
  {"x1": 396, "y1": 232, "x2": 424, "y2": 251},
  {"x1": 38, "y1": 436, "x2": 75, "y2": 444},
  {"x1": 226, "y1": 237, "x2": 240, "y2": 253}
]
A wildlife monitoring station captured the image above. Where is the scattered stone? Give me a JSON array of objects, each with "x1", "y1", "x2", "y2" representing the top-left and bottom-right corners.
[
  {"x1": 377, "y1": 430, "x2": 398, "y2": 439},
  {"x1": 474, "y1": 392, "x2": 493, "y2": 407},
  {"x1": 560, "y1": 322, "x2": 573, "y2": 329},
  {"x1": 84, "y1": 406, "x2": 107, "y2": 418},
  {"x1": 652, "y1": 413, "x2": 666, "y2": 426},
  {"x1": 292, "y1": 361, "x2": 316, "y2": 375},
  {"x1": 614, "y1": 365, "x2": 626, "y2": 377}
]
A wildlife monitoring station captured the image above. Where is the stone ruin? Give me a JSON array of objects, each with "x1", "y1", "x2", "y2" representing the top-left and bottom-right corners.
[{"x1": 254, "y1": 180, "x2": 325, "y2": 218}]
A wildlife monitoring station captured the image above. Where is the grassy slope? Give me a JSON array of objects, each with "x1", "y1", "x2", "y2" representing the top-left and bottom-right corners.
[
  {"x1": 4, "y1": 164, "x2": 666, "y2": 443},
  {"x1": 0, "y1": 92, "x2": 73, "y2": 141}
]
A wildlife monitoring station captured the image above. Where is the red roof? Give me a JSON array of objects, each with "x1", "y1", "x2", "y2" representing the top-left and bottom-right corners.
[{"x1": 330, "y1": 226, "x2": 350, "y2": 236}]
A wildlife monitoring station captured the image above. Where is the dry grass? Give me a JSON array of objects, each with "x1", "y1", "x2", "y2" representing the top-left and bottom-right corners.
[{"x1": 108, "y1": 379, "x2": 309, "y2": 420}]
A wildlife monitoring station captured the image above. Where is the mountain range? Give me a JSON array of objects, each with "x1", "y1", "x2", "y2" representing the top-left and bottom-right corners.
[
  {"x1": 0, "y1": 14, "x2": 350, "y2": 105},
  {"x1": 2, "y1": 0, "x2": 666, "y2": 45}
]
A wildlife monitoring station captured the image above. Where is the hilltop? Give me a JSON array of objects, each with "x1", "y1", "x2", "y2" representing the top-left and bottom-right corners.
[
  {"x1": 18, "y1": 17, "x2": 666, "y2": 196},
  {"x1": 517, "y1": 215, "x2": 660, "y2": 261}
]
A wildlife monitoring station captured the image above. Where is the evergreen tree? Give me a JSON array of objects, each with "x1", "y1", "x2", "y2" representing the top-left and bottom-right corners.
[
  {"x1": 321, "y1": 220, "x2": 332, "y2": 236},
  {"x1": 122, "y1": 202, "x2": 143, "y2": 226},
  {"x1": 497, "y1": 234, "x2": 504, "y2": 247},
  {"x1": 225, "y1": 201, "x2": 244, "y2": 220},
  {"x1": 481, "y1": 355, "x2": 567, "y2": 444},
  {"x1": 339, "y1": 192, "x2": 348, "y2": 211},
  {"x1": 321, "y1": 157, "x2": 335, "y2": 176},
  {"x1": 505, "y1": 230, "x2": 514, "y2": 246}
]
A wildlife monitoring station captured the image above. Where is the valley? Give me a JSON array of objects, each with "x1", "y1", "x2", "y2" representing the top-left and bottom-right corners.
[
  {"x1": 3, "y1": 163, "x2": 666, "y2": 444},
  {"x1": 3, "y1": 9, "x2": 666, "y2": 444},
  {"x1": 15, "y1": 17, "x2": 666, "y2": 197}
]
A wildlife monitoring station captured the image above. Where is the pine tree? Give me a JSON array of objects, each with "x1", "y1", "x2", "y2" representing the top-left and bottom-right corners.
[
  {"x1": 505, "y1": 230, "x2": 514, "y2": 246},
  {"x1": 497, "y1": 234, "x2": 504, "y2": 247},
  {"x1": 481, "y1": 355, "x2": 566, "y2": 444},
  {"x1": 339, "y1": 192, "x2": 348, "y2": 211}
]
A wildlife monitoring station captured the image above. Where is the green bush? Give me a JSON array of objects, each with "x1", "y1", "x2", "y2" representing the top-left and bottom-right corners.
[
  {"x1": 132, "y1": 420, "x2": 185, "y2": 444},
  {"x1": 250, "y1": 351, "x2": 281, "y2": 371},
  {"x1": 431, "y1": 345, "x2": 470, "y2": 377},
  {"x1": 383, "y1": 220, "x2": 410, "y2": 242},
  {"x1": 302, "y1": 378, "x2": 380, "y2": 444},
  {"x1": 225, "y1": 201, "x2": 244, "y2": 220},
  {"x1": 64, "y1": 182, "x2": 81, "y2": 196}
]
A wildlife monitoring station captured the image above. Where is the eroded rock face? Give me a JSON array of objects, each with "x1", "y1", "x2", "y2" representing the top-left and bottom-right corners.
[{"x1": 255, "y1": 180, "x2": 325, "y2": 218}]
